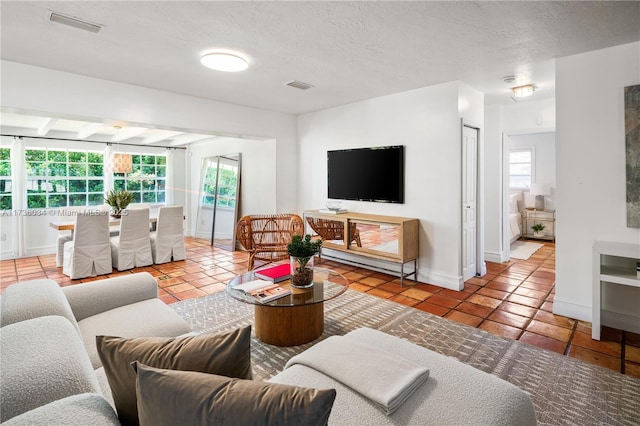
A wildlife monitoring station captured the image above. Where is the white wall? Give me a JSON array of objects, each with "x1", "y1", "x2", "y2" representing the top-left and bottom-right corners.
[
  {"x1": 297, "y1": 81, "x2": 484, "y2": 289},
  {"x1": 555, "y1": 41, "x2": 640, "y2": 323},
  {"x1": 0, "y1": 61, "x2": 297, "y2": 258},
  {"x1": 484, "y1": 105, "x2": 504, "y2": 262},
  {"x1": 187, "y1": 137, "x2": 277, "y2": 238}
]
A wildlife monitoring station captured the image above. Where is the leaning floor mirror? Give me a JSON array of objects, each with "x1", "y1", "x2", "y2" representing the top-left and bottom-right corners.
[{"x1": 195, "y1": 153, "x2": 241, "y2": 250}]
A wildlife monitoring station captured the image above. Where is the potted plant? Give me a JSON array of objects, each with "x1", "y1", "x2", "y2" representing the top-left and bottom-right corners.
[
  {"x1": 532, "y1": 223, "x2": 546, "y2": 237},
  {"x1": 105, "y1": 189, "x2": 135, "y2": 218},
  {"x1": 287, "y1": 234, "x2": 322, "y2": 288}
]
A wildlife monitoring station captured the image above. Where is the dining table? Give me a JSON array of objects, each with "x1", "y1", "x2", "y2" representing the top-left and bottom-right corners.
[{"x1": 49, "y1": 216, "x2": 158, "y2": 234}]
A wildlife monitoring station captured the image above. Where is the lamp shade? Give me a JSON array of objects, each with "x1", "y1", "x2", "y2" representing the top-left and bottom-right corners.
[
  {"x1": 529, "y1": 183, "x2": 550, "y2": 196},
  {"x1": 112, "y1": 153, "x2": 133, "y2": 173}
]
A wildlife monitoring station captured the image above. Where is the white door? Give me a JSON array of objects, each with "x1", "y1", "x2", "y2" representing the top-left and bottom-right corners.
[{"x1": 462, "y1": 125, "x2": 478, "y2": 281}]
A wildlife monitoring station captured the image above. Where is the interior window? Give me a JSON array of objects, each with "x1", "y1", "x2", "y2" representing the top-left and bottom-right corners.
[{"x1": 509, "y1": 149, "x2": 533, "y2": 189}]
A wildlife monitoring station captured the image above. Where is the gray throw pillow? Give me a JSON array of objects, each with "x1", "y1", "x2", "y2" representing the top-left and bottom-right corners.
[
  {"x1": 133, "y1": 362, "x2": 337, "y2": 426},
  {"x1": 96, "y1": 326, "x2": 252, "y2": 426}
]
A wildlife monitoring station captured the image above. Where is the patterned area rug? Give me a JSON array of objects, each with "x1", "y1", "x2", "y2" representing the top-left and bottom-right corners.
[{"x1": 171, "y1": 289, "x2": 640, "y2": 425}]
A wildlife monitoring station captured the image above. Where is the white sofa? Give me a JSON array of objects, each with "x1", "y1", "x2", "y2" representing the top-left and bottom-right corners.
[{"x1": 0, "y1": 273, "x2": 191, "y2": 424}]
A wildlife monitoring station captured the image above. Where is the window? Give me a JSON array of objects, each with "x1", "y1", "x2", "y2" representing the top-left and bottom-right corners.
[
  {"x1": 113, "y1": 154, "x2": 166, "y2": 203},
  {"x1": 25, "y1": 148, "x2": 104, "y2": 208},
  {"x1": 0, "y1": 148, "x2": 11, "y2": 210},
  {"x1": 509, "y1": 149, "x2": 532, "y2": 189}
]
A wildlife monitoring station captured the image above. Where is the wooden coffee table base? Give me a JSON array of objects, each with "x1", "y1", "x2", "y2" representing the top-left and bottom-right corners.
[{"x1": 254, "y1": 302, "x2": 324, "y2": 346}]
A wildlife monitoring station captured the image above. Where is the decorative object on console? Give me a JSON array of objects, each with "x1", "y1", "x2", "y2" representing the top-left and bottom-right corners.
[
  {"x1": 287, "y1": 234, "x2": 322, "y2": 288},
  {"x1": 104, "y1": 189, "x2": 134, "y2": 218},
  {"x1": 326, "y1": 201, "x2": 343, "y2": 211},
  {"x1": 529, "y1": 183, "x2": 550, "y2": 210},
  {"x1": 531, "y1": 223, "x2": 546, "y2": 237}
]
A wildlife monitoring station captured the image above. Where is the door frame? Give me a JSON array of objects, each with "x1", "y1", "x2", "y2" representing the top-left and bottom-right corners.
[
  {"x1": 460, "y1": 119, "x2": 486, "y2": 286},
  {"x1": 502, "y1": 127, "x2": 555, "y2": 262}
]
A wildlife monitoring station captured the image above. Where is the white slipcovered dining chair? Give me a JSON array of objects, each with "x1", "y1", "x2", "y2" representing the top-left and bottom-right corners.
[
  {"x1": 62, "y1": 212, "x2": 112, "y2": 279},
  {"x1": 55, "y1": 205, "x2": 87, "y2": 267},
  {"x1": 110, "y1": 208, "x2": 153, "y2": 271},
  {"x1": 150, "y1": 205, "x2": 186, "y2": 264}
]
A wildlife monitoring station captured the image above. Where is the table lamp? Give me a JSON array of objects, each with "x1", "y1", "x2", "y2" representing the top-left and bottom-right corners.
[{"x1": 529, "y1": 183, "x2": 550, "y2": 210}]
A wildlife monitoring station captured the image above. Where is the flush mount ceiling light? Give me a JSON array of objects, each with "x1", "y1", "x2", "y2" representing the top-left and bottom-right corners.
[
  {"x1": 200, "y1": 52, "x2": 248, "y2": 72},
  {"x1": 512, "y1": 84, "x2": 536, "y2": 98}
]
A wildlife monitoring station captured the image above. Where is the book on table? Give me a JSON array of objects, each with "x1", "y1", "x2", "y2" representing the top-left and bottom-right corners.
[
  {"x1": 318, "y1": 208, "x2": 348, "y2": 214},
  {"x1": 254, "y1": 263, "x2": 291, "y2": 282},
  {"x1": 233, "y1": 279, "x2": 291, "y2": 303}
]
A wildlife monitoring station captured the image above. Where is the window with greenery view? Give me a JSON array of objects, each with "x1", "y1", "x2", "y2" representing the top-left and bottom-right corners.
[
  {"x1": 509, "y1": 149, "x2": 533, "y2": 189},
  {"x1": 0, "y1": 148, "x2": 11, "y2": 210},
  {"x1": 26, "y1": 148, "x2": 104, "y2": 208},
  {"x1": 202, "y1": 162, "x2": 237, "y2": 208},
  {"x1": 113, "y1": 154, "x2": 166, "y2": 203}
]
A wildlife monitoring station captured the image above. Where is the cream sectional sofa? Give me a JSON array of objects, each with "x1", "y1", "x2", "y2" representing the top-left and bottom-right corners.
[
  {"x1": 1, "y1": 272, "x2": 537, "y2": 425},
  {"x1": 0, "y1": 272, "x2": 191, "y2": 424}
]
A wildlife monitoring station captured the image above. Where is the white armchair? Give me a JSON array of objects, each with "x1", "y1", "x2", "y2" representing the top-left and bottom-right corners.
[
  {"x1": 150, "y1": 205, "x2": 186, "y2": 264},
  {"x1": 62, "y1": 212, "x2": 112, "y2": 279},
  {"x1": 110, "y1": 208, "x2": 153, "y2": 271}
]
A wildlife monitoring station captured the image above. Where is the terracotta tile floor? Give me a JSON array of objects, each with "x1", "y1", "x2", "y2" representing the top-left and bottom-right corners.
[{"x1": 1, "y1": 238, "x2": 638, "y2": 379}]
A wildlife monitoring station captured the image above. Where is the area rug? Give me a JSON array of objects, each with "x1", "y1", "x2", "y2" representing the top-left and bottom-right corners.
[
  {"x1": 171, "y1": 289, "x2": 640, "y2": 425},
  {"x1": 511, "y1": 240, "x2": 544, "y2": 260}
]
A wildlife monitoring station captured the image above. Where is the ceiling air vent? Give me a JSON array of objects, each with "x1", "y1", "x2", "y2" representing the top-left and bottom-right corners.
[
  {"x1": 49, "y1": 11, "x2": 102, "y2": 33},
  {"x1": 285, "y1": 80, "x2": 314, "y2": 90}
]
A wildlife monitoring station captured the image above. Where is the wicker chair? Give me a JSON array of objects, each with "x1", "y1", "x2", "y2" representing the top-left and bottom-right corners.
[
  {"x1": 236, "y1": 214, "x2": 304, "y2": 270},
  {"x1": 305, "y1": 217, "x2": 362, "y2": 247}
]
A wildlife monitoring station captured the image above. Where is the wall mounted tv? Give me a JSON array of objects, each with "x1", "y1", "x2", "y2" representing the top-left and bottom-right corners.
[{"x1": 327, "y1": 145, "x2": 404, "y2": 203}]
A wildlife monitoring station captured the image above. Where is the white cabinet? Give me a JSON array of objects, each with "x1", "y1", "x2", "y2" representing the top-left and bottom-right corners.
[{"x1": 592, "y1": 241, "x2": 640, "y2": 340}]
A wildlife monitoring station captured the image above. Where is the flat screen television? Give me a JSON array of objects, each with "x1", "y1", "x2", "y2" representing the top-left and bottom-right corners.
[{"x1": 327, "y1": 145, "x2": 404, "y2": 203}]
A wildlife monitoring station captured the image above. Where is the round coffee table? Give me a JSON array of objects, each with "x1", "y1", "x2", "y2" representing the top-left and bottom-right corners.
[{"x1": 227, "y1": 266, "x2": 349, "y2": 346}]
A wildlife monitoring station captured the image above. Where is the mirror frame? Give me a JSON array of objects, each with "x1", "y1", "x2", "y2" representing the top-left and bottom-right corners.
[{"x1": 196, "y1": 153, "x2": 242, "y2": 250}]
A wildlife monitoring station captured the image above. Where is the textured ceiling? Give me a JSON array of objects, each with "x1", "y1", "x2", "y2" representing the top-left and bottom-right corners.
[
  {"x1": 2, "y1": 1, "x2": 638, "y2": 117},
  {"x1": 1, "y1": 1, "x2": 639, "y2": 146}
]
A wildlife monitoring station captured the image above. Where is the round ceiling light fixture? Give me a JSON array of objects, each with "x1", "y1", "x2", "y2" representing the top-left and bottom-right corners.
[{"x1": 200, "y1": 51, "x2": 248, "y2": 72}]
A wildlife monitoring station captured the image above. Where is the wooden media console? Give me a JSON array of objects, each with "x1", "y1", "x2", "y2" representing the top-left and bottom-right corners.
[{"x1": 303, "y1": 210, "x2": 419, "y2": 285}]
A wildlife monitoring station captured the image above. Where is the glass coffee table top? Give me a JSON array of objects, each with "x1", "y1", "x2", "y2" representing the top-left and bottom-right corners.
[{"x1": 226, "y1": 266, "x2": 349, "y2": 307}]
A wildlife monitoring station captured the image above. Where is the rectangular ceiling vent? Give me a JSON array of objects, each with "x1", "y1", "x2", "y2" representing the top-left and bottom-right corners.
[
  {"x1": 285, "y1": 80, "x2": 314, "y2": 90},
  {"x1": 49, "y1": 11, "x2": 102, "y2": 33}
]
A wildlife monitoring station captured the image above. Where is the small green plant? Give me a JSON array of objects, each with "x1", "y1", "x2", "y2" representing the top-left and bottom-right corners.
[
  {"x1": 104, "y1": 189, "x2": 135, "y2": 216},
  {"x1": 288, "y1": 235, "x2": 322, "y2": 266},
  {"x1": 288, "y1": 235, "x2": 322, "y2": 288},
  {"x1": 532, "y1": 223, "x2": 546, "y2": 233}
]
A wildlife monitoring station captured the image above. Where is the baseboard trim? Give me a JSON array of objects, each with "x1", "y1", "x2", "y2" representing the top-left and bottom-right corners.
[
  {"x1": 419, "y1": 270, "x2": 463, "y2": 291},
  {"x1": 484, "y1": 251, "x2": 503, "y2": 263},
  {"x1": 553, "y1": 299, "x2": 591, "y2": 322}
]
